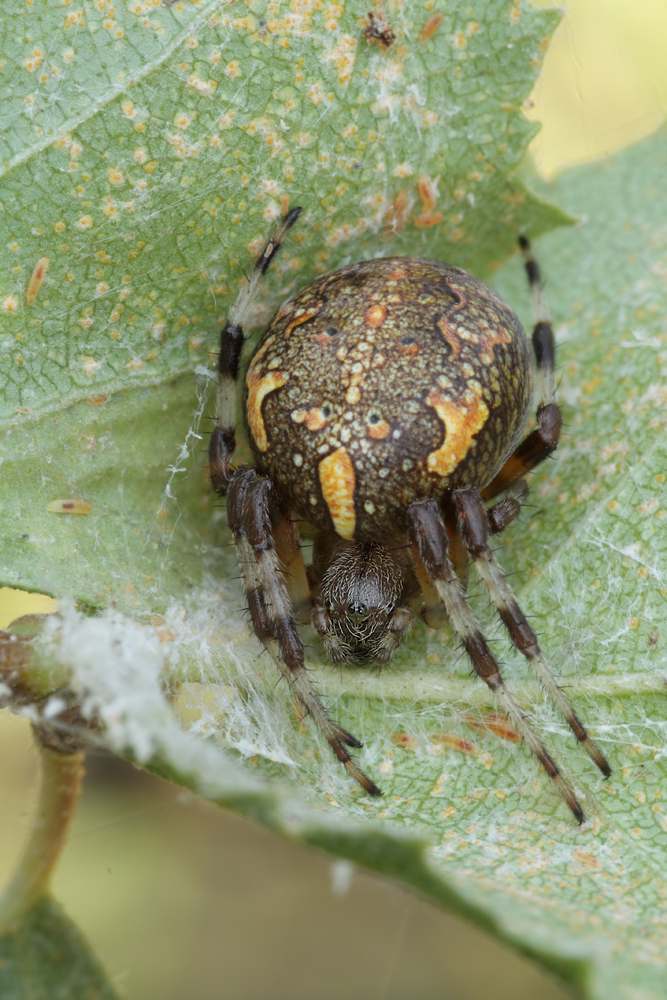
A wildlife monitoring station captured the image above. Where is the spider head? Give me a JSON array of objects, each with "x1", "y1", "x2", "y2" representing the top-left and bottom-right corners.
[{"x1": 312, "y1": 541, "x2": 410, "y2": 664}]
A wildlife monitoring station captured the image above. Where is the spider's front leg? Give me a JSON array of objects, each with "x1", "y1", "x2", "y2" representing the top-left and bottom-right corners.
[
  {"x1": 209, "y1": 209, "x2": 379, "y2": 796},
  {"x1": 407, "y1": 498, "x2": 587, "y2": 823},
  {"x1": 209, "y1": 207, "x2": 302, "y2": 496},
  {"x1": 227, "y1": 468, "x2": 381, "y2": 797}
]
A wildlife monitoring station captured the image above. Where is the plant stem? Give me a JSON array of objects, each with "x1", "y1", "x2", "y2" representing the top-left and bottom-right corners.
[{"x1": 0, "y1": 740, "x2": 84, "y2": 930}]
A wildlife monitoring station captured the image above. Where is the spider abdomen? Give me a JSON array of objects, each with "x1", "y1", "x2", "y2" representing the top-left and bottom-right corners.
[{"x1": 244, "y1": 256, "x2": 533, "y2": 540}]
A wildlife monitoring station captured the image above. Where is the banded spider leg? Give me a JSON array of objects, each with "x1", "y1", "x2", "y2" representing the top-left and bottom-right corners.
[
  {"x1": 482, "y1": 236, "x2": 562, "y2": 503},
  {"x1": 408, "y1": 497, "x2": 604, "y2": 824},
  {"x1": 209, "y1": 210, "x2": 380, "y2": 796},
  {"x1": 405, "y1": 237, "x2": 610, "y2": 823}
]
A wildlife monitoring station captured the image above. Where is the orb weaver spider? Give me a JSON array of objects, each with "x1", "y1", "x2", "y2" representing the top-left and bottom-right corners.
[{"x1": 208, "y1": 208, "x2": 610, "y2": 822}]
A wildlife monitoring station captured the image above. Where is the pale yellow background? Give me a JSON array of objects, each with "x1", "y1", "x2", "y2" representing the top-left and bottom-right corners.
[{"x1": 2, "y1": 3, "x2": 667, "y2": 996}]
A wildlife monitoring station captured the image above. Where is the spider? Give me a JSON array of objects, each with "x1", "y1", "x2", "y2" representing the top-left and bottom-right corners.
[{"x1": 209, "y1": 208, "x2": 610, "y2": 822}]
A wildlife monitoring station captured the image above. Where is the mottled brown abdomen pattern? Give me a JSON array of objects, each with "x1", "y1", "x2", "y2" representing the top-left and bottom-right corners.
[{"x1": 243, "y1": 257, "x2": 533, "y2": 540}]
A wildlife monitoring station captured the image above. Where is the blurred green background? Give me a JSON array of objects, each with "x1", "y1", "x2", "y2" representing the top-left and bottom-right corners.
[{"x1": 3, "y1": 1, "x2": 667, "y2": 996}]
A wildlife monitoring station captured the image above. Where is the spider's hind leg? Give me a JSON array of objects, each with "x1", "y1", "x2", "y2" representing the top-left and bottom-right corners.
[
  {"x1": 408, "y1": 497, "x2": 588, "y2": 823},
  {"x1": 227, "y1": 467, "x2": 381, "y2": 797},
  {"x1": 453, "y1": 485, "x2": 610, "y2": 779},
  {"x1": 209, "y1": 207, "x2": 302, "y2": 495},
  {"x1": 482, "y1": 237, "x2": 561, "y2": 502}
]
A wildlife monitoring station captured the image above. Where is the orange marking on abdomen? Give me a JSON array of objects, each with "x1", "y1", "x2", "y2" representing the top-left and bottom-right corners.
[
  {"x1": 291, "y1": 407, "x2": 330, "y2": 431},
  {"x1": 425, "y1": 385, "x2": 489, "y2": 477},
  {"x1": 437, "y1": 314, "x2": 462, "y2": 359},
  {"x1": 364, "y1": 303, "x2": 386, "y2": 328},
  {"x1": 246, "y1": 368, "x2": 289, "y2": 451},
  {"x1": 437, "y1": 296, "x2": 511, "y2": 364},
  {"x1": 388, "y1": 266, "x2": 408, "y2": 281},
  {"x1": 368, "y1": 419, "x2": 390, "y2": 439},
  {"x1": 318, "y1": 446, "x2": 356, "y2": 539},
  {"x1": 283, "y1": 308, "x2": 320, "y2": 338}
]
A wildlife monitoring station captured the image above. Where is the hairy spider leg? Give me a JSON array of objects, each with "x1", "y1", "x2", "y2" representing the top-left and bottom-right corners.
[
  {"x1": 226, "y1": 469, "x2": 381, "y2": 796},
  {"x1": 412, "y1": 507, "x2": 467, "y2": 627},
  {"x1": 272, "y1": 511, "x2": 312, "y2": 623},
  {"x1": 454, "y1": 485, "x2": 611, "y2": 781},
  {"x1": 209, "y1": 209, "x2": 379, "y2": 795},
  {"x1": 209, "y1": 207, "x2": 302, "y2": 495},
  {"x1": 482, "y1": 236, "x2": 561, "y2": 502},
  {"x1": 412, "y1": 547, "x2": 449, "y2": 629},
  {"x1": 408, "y1": 498, "x2": 587, "y2": 823}
]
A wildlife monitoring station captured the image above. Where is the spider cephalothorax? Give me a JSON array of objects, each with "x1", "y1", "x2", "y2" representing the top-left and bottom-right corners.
[
  {"x1": 209, "y1": 209, "x2": 610, "y2": 822},
  {"x1": 312, "y1": 540, "x2": 411, "y2": 664}
]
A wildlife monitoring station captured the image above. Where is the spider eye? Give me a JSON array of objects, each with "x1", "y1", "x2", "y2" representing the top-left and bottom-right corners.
[{"x1": 347, "y1": 601, "x2": 371, "y2": 625}]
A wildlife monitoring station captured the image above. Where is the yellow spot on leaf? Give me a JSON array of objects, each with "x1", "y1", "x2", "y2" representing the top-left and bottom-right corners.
[
  {"x1": 382, "y1": 191, "x2": 410, "y2": 240},
  {"x1": 463, "y1": 712, "x2": 520, "y2": 742},
  {"x1": 414, "y1": 174, "x2": 443, "y2": 227},
  {"x1": 429, "y1": 732, "x2": 478, "y2": 754},
  {"x1": 419, "y1": 11, "x2": 443, "y2": 42},
  {"x1": 47, "y1": 499, "x2": 93, "y2": 515},
  {"x1": 324, "y1": 34, "x2": 356, "y2": 85},
  {"x1": 391, "y1": 733, "x2": 419, "y2": 751}
]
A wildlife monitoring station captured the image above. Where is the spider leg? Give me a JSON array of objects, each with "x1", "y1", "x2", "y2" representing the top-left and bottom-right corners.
[
  {"x1": 407, "y1": 497, "x2": 587, "y2": 823},
  {"x1": 272, "y1": 511, "x2": 312, "y2": 623},
  {"x1": 209, "y1": 207, "x2": 302, "y2": 495},
  {"x1": 482, "y1": 237, "x2": 561, "y2": 502},
  {"x1": 410, "y1": 506, "x2": 468, "y2": 629},
  {"x1": 411, "y1": 548, "x2": 449, "y2": 628},
  {"x1": 227, "y1": 467, "x2": 381, "y2": 796},
  {"x1": 453, "y1": 485, "x2": 611, "y2": 777}
]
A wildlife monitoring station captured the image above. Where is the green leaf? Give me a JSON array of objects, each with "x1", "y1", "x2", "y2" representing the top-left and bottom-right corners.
[
  {"x1": 0, "y1": 0, "x2": 564, "y2": 420},
  {"x1": 0, "y1": 0, "x2": 566, "y2": 607},
  {"x1": 0, "y1": 895, "x2": 120, "y2": 1000},
  {"x1": 9, "y1": 3, "x2": 667, "y2": 1000}
]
